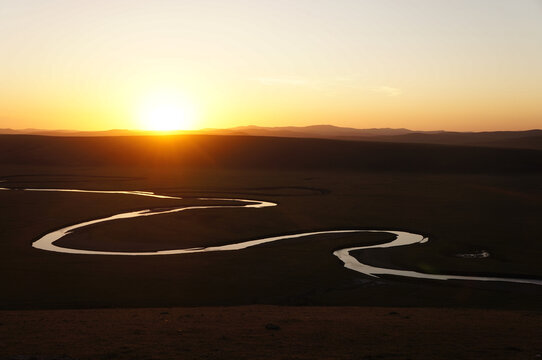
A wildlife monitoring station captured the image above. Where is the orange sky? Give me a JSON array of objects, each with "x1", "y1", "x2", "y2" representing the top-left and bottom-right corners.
[{"x1": 1, "y1": 0, "x2": 541, "y2": 131}]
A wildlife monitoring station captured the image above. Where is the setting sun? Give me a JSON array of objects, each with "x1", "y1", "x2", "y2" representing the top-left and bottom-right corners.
[{"x1": 138, "y1": 94, "x2": 197, "y2": 131}]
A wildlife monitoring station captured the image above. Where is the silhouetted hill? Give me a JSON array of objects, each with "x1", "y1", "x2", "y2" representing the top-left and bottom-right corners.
[
  {"x1": 0, "y1": 134, "x2": 540, "y2": 173},
  {"x1": 342, "y1": 130, "x2": 542, "y2": 150},
  {"x1": 0, "y1": 125, "x2": 415, "y2": 138},
  {"x1": 213, "y1": 125, "x2": 414, "y2": 137},
  {"x1": 2, "y1": 126, "x2": 540, "y2": 150},
  {"x1": 207, "y1": 127, "x2": 542, "y2": 150}
]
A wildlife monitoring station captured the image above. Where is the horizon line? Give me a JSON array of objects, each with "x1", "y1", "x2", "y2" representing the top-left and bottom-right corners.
[{"x1": 1, "y1": 125, "x2": 541, "y2": 134}]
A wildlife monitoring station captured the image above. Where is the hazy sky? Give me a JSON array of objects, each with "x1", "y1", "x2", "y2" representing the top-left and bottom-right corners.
[{"x1": 1, "y1": 0, "x2": 541, "y2": 131}]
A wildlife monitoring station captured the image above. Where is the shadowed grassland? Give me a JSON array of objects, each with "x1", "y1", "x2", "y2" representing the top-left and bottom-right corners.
[
  {"x1": 1, "y1": 135, "x2": 542, "y2": 359},
  {"x1": 1, "y1": 306, "x2": 541, "y2": 360},
  {"x1": 1, "y1": 162, "x2": 541, "y2": 309}
]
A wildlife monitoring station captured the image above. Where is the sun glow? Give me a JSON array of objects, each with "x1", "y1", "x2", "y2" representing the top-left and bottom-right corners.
[{"x1": 138, "y1": 94, "x2": 197, "y2": 131}]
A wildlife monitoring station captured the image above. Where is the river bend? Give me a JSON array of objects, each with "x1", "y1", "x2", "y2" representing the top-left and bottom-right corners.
[{"x1": 2, "y1": 185, "x2": 541, "y2": 286}]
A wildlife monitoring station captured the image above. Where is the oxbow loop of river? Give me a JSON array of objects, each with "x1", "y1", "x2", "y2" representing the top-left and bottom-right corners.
[{"x1": 1, "y1": 185, "x2": 541, "y2": 286}]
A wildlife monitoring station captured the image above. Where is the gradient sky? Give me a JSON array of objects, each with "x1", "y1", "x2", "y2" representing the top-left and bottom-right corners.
[{"x1": 1, "y1": 0, "x2": 541, "y2": 131}]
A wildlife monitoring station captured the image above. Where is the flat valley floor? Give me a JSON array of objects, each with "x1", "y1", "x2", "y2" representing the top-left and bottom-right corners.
[{"x1": 1, "y1": 165, "x2": 541, "y2": 359}]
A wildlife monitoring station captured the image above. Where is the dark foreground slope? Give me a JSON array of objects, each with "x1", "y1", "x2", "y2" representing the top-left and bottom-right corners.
[
  {"x1": 2, "y1": 306, "x2": 541, "y2": 360},
  {"x1": 1, "y1": 134, "x2": 541, "y2": 172}
]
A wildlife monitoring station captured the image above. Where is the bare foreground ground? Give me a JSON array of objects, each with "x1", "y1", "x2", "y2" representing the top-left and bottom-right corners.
[
  {"x1": 1, "y1": 135, "x2": 542, "y2": 359},
  {"x1": 2, "y1": 306, "x2": 542, "y2": 360}
]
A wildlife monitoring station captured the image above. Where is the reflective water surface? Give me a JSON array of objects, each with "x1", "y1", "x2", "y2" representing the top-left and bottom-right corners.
[{"x1": 2, "y1": 184, "x2": 541, "y2": 286}]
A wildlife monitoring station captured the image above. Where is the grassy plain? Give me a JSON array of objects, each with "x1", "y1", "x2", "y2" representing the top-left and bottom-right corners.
[
  {"x1": 2, "y1": 306, "x2": 541, "y2": 360},
  {"x1": 1, "y1": 165, "x2": 541, "y2": 309},
  {"x1": 1, "y1": 135, "x2": 541, "y2": 359}
]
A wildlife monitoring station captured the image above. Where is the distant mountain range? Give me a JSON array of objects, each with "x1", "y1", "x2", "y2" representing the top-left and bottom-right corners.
[
  {"x1": 1, "y1": 125, "x2": 541, "y2": 150},
  {"x1": 204, "y1": 125, "x2": 418, "y2": 137}
]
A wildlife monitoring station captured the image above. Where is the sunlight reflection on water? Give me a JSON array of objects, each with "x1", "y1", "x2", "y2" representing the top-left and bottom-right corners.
[{"x1": 1, "y1": 184, "x2": 540, "y2": 287}]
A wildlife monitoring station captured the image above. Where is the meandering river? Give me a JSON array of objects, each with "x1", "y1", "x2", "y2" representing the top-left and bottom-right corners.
[{"x1": 2, "y1": 185, "x2": 541, "y2": 286}]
